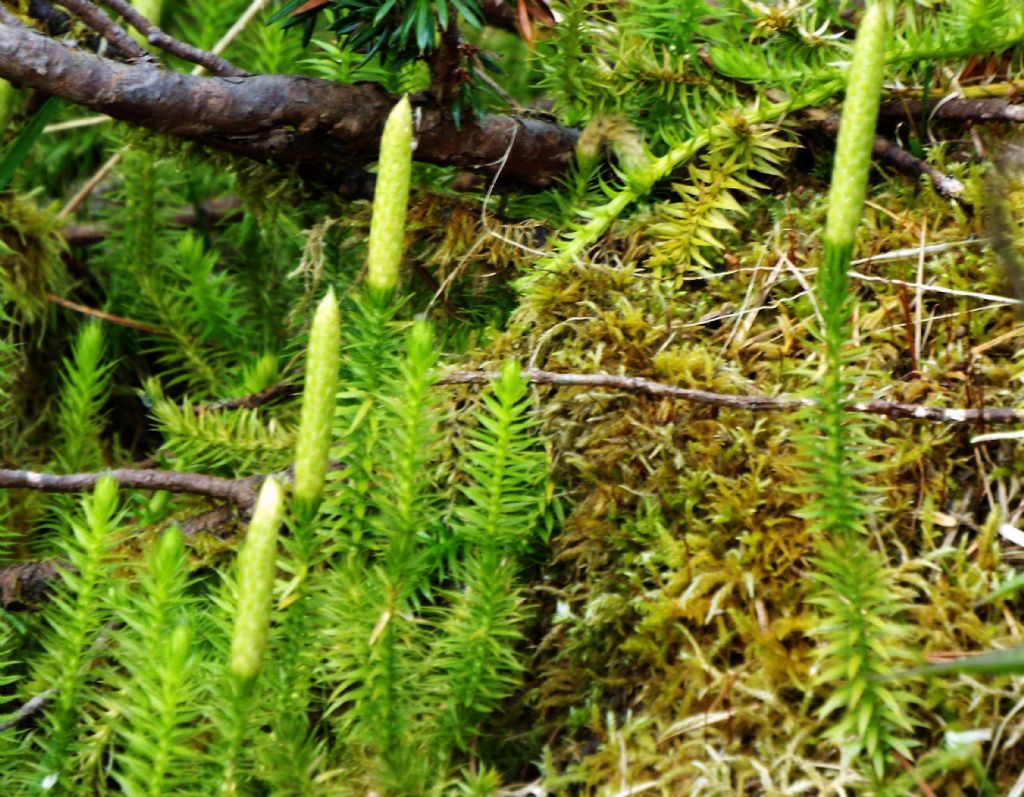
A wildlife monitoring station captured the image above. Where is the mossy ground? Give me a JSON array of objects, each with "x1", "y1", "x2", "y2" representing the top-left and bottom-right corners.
[{"x1": 416, "y1": 145, "x2": 1024, "y2": 793}]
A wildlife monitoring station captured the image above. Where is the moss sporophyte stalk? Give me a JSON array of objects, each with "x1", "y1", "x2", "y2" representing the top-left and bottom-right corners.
[
  {"x1": 229, "y1": 476, "x2": 285, "y2": 682},
  {"x1": 366, "y1": 96, "x2": 413, "y2": 294}
]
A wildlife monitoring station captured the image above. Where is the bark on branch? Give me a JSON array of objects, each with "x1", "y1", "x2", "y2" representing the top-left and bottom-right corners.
[
  {"x1": 805, "y1": 110, "x2": 965, "y2": 199},
  {"x1": 0, "y1": 16, "x2": 577, "y2": 188},
  {"x1": 881, "y1": 96, "x2": 1024, "y2": 125},
  {"x1": 52, "y1": 0, "x2": 146, "y2": 60},
  {"x1": 0, "y1": 468, "x2": 263, "y2": 509}
]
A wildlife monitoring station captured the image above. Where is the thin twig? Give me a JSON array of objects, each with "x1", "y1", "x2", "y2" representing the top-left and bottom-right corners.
[
  {"x1": 440, "y1": 368, "x2": 1024, "y2": 425},
  {"x1": 52, "y1": 0, "x2": 147, "y2": 60},
  {"x1": 0, "y1": 468, "x2": 263, "y2": 509},
  {"x1": 199, "y1": 380, "x2": 301, "y2": 412},
  {"x1": 46, "y1": 293, "x2": 168, "y2": 336},
  {"x1": 808, "y1": 111, "x2": 964, "y2": 198},
  {"x1": 97, "y1": 0, "x2": 247, "y2": 77},
  {"x1": 0, "y1": 689, "x2": 56, "y2": 732},
  {"x1": 182, "y1": 365, "x2": 1024, "y2": 425},
  {"x1": 57, "y1": 151, "x2": 122, "y2": 220},
  {"x1": 0, "y1": 462, "x2": 344, "y2": 509}
]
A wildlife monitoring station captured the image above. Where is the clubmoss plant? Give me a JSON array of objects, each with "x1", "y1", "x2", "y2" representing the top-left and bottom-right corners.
[
  {"x1": 220, "y1": 475, "x2": 285, "y2": 795},
  {"x1": 33, "y1": 477, "x2": 121, "y2": 794},
  {"x1": 54, "y1": 321, "x2": 113, "y2": 474},
  {"x1": 264, "y1": 289, "x2": 341, "y2": 795},
  {"x1": 109, "y1": 527, "x2": 203, "y2": 796},
  {"x1": 800, "y1": 3, "x2": 918, "y2": 781},
  {"x1": 823, "y1": 1, "x2": 888, "y2": 271}
]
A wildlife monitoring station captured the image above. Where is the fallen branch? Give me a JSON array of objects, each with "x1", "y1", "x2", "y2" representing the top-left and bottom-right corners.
[
  {"x1": 0, "y1": 560, "x2": 60, "y2": 608},
  {"x1": 186, "y1": 367, "x2": 1024, "y2": 426},
  {"x1": 0, "y1": 15, "x2": 578, "y2": 188},
  {"x1": 46, "y1": 0, "x2": 146, "y2": 60},
  {"x1": 0, "y1": 468, "x2": 263, "y2": 509},
  {"x1": 807, "y1": 111, "x2": 964, "y2": 199},
  {"x1": 441, "y1": 369, "x2": 1024, "y2": 425},
  {"x1": 881, "y1": 96, "x2": 1024, "y2": 125}
]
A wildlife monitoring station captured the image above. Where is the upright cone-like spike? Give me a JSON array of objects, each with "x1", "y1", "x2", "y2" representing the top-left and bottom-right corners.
[
  {"x1": 366, "y1": 96, "x2": 413, "y2": 294},
  {"x1": 230, "y1": 477, "x2": 285, "y2": 681},
  {"x1": 293, "y1": 289, "x2": 341, "y2": 512},
  {"x1": 824, "y1": 2, "x2": 888, "y2": 251}
]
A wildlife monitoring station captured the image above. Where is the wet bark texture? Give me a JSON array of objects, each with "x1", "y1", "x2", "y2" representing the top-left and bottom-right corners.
[{"x1": 0, "y1": 14, "x2": 578, "y2": 188}]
